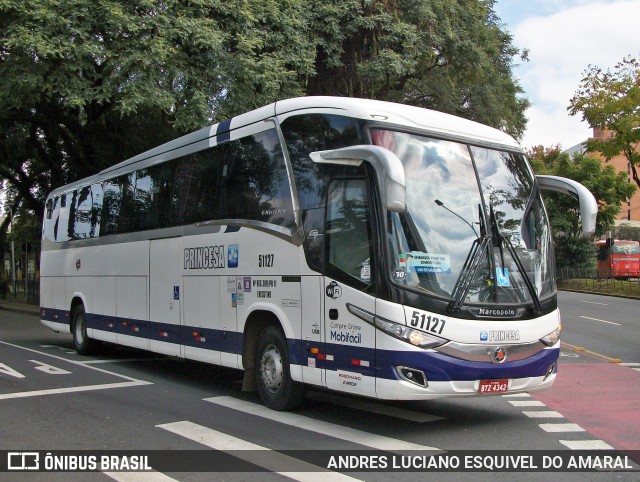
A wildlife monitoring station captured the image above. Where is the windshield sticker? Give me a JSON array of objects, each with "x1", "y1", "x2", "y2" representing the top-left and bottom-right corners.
[
  {"x1": 496, "y1": 267, "x2": 510, "y2": 287},
  {"x1": 360, "y1": 259, "x2": 371, "y2": 282},
  {"x1": 392, "y1": 267, "x2": 406, "y2": 282},
  {"x1": 402, "y1": 252, "x2": 451, "y2": 274}
]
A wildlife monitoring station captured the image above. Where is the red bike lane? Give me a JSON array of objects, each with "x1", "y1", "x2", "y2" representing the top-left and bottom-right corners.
[{"x1": 530, "y1": 351, "x2": 640, "y2": 451}]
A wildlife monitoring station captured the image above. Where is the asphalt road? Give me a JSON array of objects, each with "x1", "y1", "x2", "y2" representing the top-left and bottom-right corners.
[
  {"x1": 0, "y1": 300, "x2": 639, "y2": 481},
  {"x1": 557, "y1": 290, "x2": 640, "y2": 363}
]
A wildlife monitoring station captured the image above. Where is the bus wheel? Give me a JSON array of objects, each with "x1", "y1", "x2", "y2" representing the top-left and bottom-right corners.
[
  {"x1": 255, "y1": 325, "x2": 304, "y2": 411},
  {"x1": 72, "y1": 305, "x2": 96, "y2": 356}
]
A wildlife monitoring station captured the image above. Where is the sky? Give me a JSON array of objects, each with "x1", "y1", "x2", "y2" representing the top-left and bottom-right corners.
[{"x1": 493, "y1": 0, "x2": 640, "y2": 150}]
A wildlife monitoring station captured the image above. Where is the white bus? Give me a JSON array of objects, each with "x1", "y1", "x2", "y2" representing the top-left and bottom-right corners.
[{"x1": 40, "y1": 97, "x2": 597, "y2": 410}]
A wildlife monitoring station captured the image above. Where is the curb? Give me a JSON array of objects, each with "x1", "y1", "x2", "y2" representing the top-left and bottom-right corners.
[
  {"x1": 558, "y1": 287, "x2": 640, "y2": 300},
  {"x1": 0, "y1": 301, "x2": 40, "y2": 316}
]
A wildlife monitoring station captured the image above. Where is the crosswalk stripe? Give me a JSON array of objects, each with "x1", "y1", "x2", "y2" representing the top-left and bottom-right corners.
[
  {"x1": 204, "y1": 396, "x2": 441, "y2": 452},
  {"x1": 508, "y1": 400, "x2": 546, "y2": 407},
  {"x1": 559, "y1": 440, "x2": 614, "y2": 450},
  {"x1": 105, "y1": 472, "x2": 179, "y2": 481},
  {"x1": 157, "y1": 421, "x2": 361, "y2": 482},
  {"x1": 522, "y1": 411, "x2": 563, "y2": 418},
  {"x1": 307, "y1": 391, "x2": 444, "y2": 423},
  {"x1": 539, "y1": 423, "x2": 585, "y2": 433}
]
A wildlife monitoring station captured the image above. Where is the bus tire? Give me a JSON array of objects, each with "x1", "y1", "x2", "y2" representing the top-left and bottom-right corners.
[
  {"x1": 255, "y1": 325, "x2": 304, "y2": 411},
  {"x1": 72, "y1": 305, "x2": 96, "y2": 356}
]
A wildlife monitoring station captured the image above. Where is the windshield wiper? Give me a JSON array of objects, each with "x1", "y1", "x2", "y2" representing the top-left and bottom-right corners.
[
  {"x1": 501, "y1": 235, "x2": 542, "y2": 314},
  {"x1": 487, "y1": 201, "x2": 542, "y2": 314},
  {"x1": 447, "y1": 234, "x2": 491, "y2": 313}
]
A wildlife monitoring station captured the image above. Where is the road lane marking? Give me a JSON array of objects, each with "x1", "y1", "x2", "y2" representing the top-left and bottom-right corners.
[
  {"x1": 0, "y1": 340, "x2": 153, "y2": 399},
  {"x1": 106, "y1": 472, "x2": 179, "y2": 482},
  {"x1": 522, "y1": 411, "x2": 564, "y2": 418},
  {"x1": 204, "y1": 396, "x2": 441, "y2": 451},
  {"x1": 0, "y1": 381, "x2": 152, "y2": 400},
  {"x1": 501, "y1": 393, "x2": 531, "y2": 398},
  {"x1": 307, "y1": 391, "x2": 444, "y2": 423},
  {"x1": 578, "y1": 300, "x2": 608, "y2": 306},
  {"x1": 559, "y1": 440, "x2": 613, "y2": 450},
  {"x1": 81, "y1": 358, "x2": 167, "y2": 364},
  {"x1": 157, "y1": 421, "x2": 362, "y2": 482},
  {"x1": 579, "y1": 316, "x2": 620, "y2": 326},
  {"x1": 561, "y1": 342, "x2": 624, "y2": 363},
  {"x1": 539, "y1": 423, "x2": 585, "y2": 433},
  {"x1": 508, "y1": 400, "x2": 546, "y2": 407}
]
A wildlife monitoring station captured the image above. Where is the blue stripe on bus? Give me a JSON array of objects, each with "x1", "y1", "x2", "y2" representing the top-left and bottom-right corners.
[
  {"x1": 41, "y1": 308, "x2": 70, "y2": 326},
  {"x1": 80, "y1": 310, "x2": 241, "y2": 354},
  {"x1": 289, "y1": 339, "x2": 557, "y2": 382},
  {"x1": 216, "y1": 119, "x2": 232, "y2": 144},
  {"x1": 47, "y1": 306, "x2": 557, "y2": 382}
]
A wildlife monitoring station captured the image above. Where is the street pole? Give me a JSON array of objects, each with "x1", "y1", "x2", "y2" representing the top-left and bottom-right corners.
[{"x1": 9, "y1": 206, "x2": 16, "y2": 298}]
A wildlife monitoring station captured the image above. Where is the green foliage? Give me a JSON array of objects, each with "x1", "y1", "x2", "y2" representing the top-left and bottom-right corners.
[
  {"x1": 0, "y1": 0, "x2": 530, "y2": 237},
  {"x1": 306, "y1": 0, "x2": 529, "y2": 139},
  {"x1": 612, "y1": 225, "x2": 640, "y2": 242},
  {"x1": 529, "y1": 146, "x2": 636, "y2": 237},
  {"x1": 529, "y1": 146, "x2": 636, "y2": 268},
  {"x1": 568, "y1": 55, "x2": 640, "y2": 191},
  {"x1": 553, "y1": 234, "x2": 596, "y2": 270}
]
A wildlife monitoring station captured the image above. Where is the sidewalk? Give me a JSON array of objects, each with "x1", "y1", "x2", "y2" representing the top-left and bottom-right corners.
[{"x1": 0, "y1": 296, "x2": 40, "y2": 315}]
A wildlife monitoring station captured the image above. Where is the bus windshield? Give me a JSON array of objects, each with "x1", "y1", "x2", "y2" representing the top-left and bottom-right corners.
[
  {"x1": 611, "y1": 243, "x2": 640, "y2": 255},
  {"x1": 372, "y1": 129, "x2": 555, "y2": 308}
]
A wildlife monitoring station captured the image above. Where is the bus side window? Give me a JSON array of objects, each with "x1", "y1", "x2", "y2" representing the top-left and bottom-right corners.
[
  {"x1": 55, "y1": 192, "x2": 74, "y2": 242},
  {"x1": 134, "y1": 169, "x2": 156, "y2": 230},
  {"x1": 43, "y1": 197, "x2": 60, "y2": 242},
  {"x1": 101, "y1": 173, "x2": 135, "y2": 235},
  {"x1": 220, "y1": 129, "x2": 294, "y2": 228},
  {"x1": 280, "y1": 113, "x2": 366, "y2": 210},
  {"x1": 71, "y1": 187, "x2": 90, "y2": 239},
  {"x1": 325, "y1": 178, "x2": 373, "y2": 288}
]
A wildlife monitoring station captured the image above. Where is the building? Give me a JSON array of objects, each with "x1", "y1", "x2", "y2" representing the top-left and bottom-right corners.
[{"x1": 564, "y1": 128, "x2": 640, "y2": 227}]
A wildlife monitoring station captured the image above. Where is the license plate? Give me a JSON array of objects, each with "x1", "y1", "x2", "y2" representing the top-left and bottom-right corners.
[{"x1": 478, "y1": 379, "x2": 509, "y2": 394}]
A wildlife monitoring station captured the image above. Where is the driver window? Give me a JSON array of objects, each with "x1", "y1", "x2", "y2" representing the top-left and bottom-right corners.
[{"x1": 326, "y1": 179, "x2": 373, "y2": 288}]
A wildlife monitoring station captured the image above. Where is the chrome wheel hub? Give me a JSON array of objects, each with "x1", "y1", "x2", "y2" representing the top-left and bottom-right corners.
[{"x1": 260, "y1": 345, "x2": 283, "y2": 393}]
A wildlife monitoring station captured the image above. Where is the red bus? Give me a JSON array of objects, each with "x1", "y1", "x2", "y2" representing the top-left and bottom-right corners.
[{"x1": 595, "y1": 239, "x2": 640, "y2": 279}]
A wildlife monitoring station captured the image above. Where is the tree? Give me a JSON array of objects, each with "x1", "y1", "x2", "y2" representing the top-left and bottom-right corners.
[
  {"x1": 568, "y1": 55, "x2": 640, "y2": 191},
  {"x1": 0, "y1": 0, "x2": 312, "y2": 222},
  {"x1": 529, "y1": 146, "x2": 636, "y2": 268},
  {"x1": 305, "y1": 0, "x2": 530, "y2": 139},
  {"x1": 1, "y1": 0, "x2": 530, "y2": 231}
]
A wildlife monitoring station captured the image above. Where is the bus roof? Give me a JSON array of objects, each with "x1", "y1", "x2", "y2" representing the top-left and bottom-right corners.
[
  {"x1": 48, "y1": 96, "x2": 522, "y2": 197},
  {"x1": 595, "y1": 239, "x2": 640, "y2": 245}
]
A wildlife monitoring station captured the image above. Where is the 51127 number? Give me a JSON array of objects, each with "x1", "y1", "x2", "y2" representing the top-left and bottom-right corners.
[
  {"x1": 410, "y1": 311, "x2": 446, "y2": 335},
  {"x1": 258, "y1": 254, "x2": 274, "y2": 268}
]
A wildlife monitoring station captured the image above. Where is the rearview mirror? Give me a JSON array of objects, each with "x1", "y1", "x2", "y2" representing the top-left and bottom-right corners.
[
  {"x1": 536, "y1": 175, "x2": 598, "y2": 237},
  {"x1": 309, "y1": 145, "x2": 406, "y2": 212}
]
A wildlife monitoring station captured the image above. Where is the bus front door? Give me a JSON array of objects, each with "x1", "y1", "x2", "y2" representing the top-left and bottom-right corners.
[{"x1": 323, "y1": 178, "x2": 377, "y2": 398}]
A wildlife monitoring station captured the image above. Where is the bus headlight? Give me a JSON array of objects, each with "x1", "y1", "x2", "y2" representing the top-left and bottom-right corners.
[
  {"x1": 375, "y1": 317, "x2": 447, "y2": 349},
  {"x1": 346, "y1": 302, "x2": 448, "y2": 349},
  {"x1": 540, "y1": 325, "x2": 561, "y2": 346}
]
